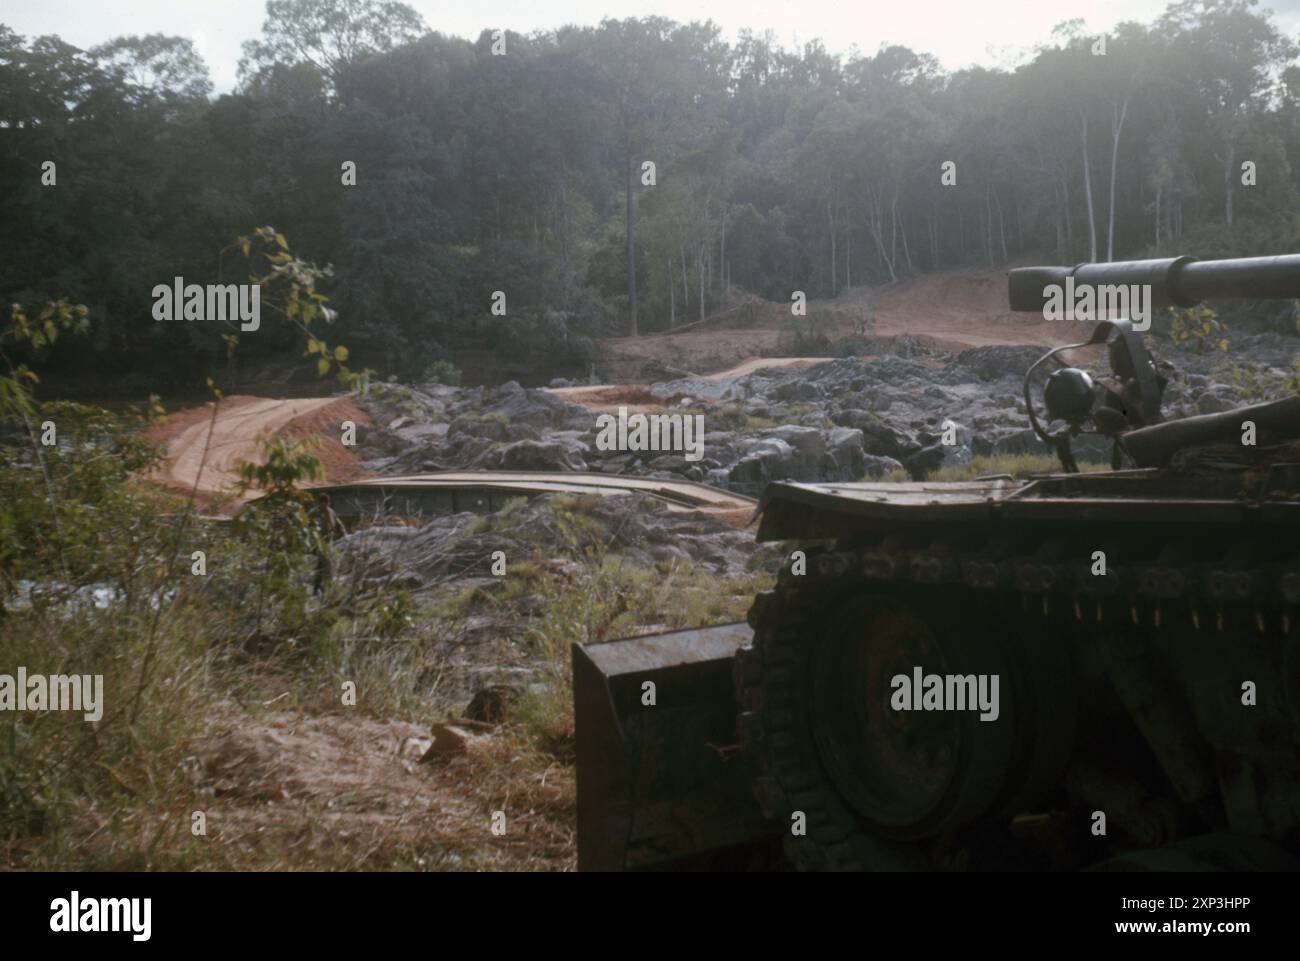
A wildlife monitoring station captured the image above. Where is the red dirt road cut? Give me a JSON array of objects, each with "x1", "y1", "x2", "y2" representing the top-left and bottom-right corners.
[
  {"x1": 147, "y1": 394, "x2": 372, "y2": 504},
  {"x1": 592, "y1": 267, "x2": 1077, "y2": 382}
]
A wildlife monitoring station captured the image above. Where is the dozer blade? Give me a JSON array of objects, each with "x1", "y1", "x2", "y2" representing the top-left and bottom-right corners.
[{"x1": 572, "y1": 623, "x2": 780, "y2": 870}]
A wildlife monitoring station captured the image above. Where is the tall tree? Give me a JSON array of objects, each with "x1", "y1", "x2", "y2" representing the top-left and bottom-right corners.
[
  {"x1": 91, "y1": 34, "x2": 212, "y2": 105},
  {"x1": 585, "y1": 18, "x2": 723, "y2": 334},
  {"x1": 1159, "y1": 0, "x2": 1295, "y2": 227},
  {"x1": 238, "y1": 0, "x2": 427, "y2": 93}
]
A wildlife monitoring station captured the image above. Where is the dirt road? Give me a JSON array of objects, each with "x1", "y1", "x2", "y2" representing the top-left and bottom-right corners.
[
  {"x1": 148, "y1": 394, "x2": 371, "y2": 500},
  {"x1": 547, "y1": 358, "x2": 835, "y2": 414}
]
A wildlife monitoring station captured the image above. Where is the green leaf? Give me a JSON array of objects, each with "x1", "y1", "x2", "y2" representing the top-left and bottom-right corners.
[
  {"x1": 317, "y1": 358, "x2": 330, "y2": 377},
  {"x1": 333, "y1": 346, "x2": 349, "y2": 362}
]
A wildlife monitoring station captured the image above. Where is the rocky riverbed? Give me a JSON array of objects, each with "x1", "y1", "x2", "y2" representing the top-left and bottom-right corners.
[{"x1": 352, "y1": 331, "x2": 1300, "y2": 495}]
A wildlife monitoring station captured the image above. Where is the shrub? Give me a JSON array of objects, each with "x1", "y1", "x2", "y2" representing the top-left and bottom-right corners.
[{"x1": 422, "y1": 359, "x2": 463, "y2": 386}]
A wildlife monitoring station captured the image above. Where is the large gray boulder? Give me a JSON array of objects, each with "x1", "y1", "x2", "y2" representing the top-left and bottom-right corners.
[
  {"x1": 729, "y1": 437, "x2": 795, "y2": 488},
  {"x1": 826, "y1": 427, "x2": 866, "y2": 479},
  {"x1": 474, "y1": 440, "x2": 587, "y2": 472},
  {"x1": 956, "y1": 345, "x2": 1045, "y2": 382},
  {"x1": 481, "y1": 382, "x2": 591, "y2": 430},
  {"x1": 761, "y1": 425, "x2": 827, "y2": 478},
  {"x1": 862, "y1": 454, "x2": 904, "y2": 478}
]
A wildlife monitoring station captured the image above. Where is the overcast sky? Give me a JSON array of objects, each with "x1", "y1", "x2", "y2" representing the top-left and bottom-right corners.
[{"x1": 5, "y1": 0, "x2": 1300, "y2": 92}]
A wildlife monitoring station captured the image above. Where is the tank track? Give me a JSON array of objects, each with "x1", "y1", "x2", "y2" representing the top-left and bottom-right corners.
[
  {"x1": 735, "y1": 532, "x2": 1300, "y2": 871},
  {"x1": 735, "y1": 583, "x2": 930, "y2": 871},
  {"x1": 761, "y1": 530, "x2": 1300, "y2": 631}
]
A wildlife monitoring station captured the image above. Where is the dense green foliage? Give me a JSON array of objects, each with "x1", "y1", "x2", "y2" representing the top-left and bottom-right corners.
[{"x1": 2, "y1": 0, "x2": 1298, "y2": 386}]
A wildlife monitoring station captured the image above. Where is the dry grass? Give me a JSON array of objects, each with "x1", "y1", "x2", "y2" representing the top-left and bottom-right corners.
[
  {"x1": 875, "y1": 452, "x2": 1111, "y2": 483},
  {"x1": 1, "y1": 492, "x2": 770, "y2": 872}
]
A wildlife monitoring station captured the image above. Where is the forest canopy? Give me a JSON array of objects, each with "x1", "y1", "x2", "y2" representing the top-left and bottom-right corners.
[{"x1": 1, "y1": 0, "x2": 1297, "y2": 386}]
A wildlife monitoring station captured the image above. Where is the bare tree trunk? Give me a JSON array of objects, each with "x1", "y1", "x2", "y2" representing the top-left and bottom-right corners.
[
  {"x1": 929, "y1": 205, "x2": 938, "y2": 267},
  {"x1": 866, "y1": 188, "x2": 897, "y2": 281},
  {"x1": 1053, "y1": 175, "x2": 1067, "y2": 261},
  {"x1": 1154, "y1": 183, "x2": 1162, "y2": 248},
  {"x1": 681, "y1": 243, "x2": 688, "y2": 305},
  {"x1": 698, "y1": 246, "x2": 706, "y2": 322},
  {"x1": 626, "y1": 149, "x2": 638, "y2": 334},
  {"x1": 1012, "y1": 190, "x2": 1024, "y2": 253},
  {"x1": 557, "y1": 181, "x2": 573, "y2": 295},
  {"x1": 983, "y1": 180, "x2": 994, "y2": 266},
  {"x1": 900, "y1": 212, "x2": 915, "y2": 272},
  {"x1": 993, "y1": 187, "x2": 1008, "y2": 263},
  {"x1": 720, "y1": 212, "x2": 726, "y2": 292},
  {"x1": 1080, "y1": 109, "x2": 1098, "y2": 262},
  {"x1": 1223, "y1": 137, "x2": 1235, "y2": 226},
  {"x1": 1062, "y1": 161, "x2": 1074, "y2": 254},
  {"x1": 828, "y1": 201, "x2": 837, "y2": 296},
  {"x1": 1106, "y1": 96, "x2": 1129, "y2": 262},
  {"x1": 668, "y1": 256, "x2": 676, "y2": 328},
  {"x1": 889, "y1": 189, "x2": 899, "y2": 269}
]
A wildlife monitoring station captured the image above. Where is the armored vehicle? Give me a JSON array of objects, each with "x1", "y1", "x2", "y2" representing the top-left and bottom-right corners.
[{"x1": 573, "y1": 253, "x2": 1300, "y2": 871}]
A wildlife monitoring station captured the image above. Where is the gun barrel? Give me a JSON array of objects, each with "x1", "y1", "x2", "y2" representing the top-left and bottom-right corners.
[{"x1": 1009, "y1": 254, "x2": 1300, "y2": 312}]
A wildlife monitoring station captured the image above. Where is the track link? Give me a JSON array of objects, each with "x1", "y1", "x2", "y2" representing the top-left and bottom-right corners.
[{"x1": 736, "y1": 532, "x2": 1300, "y2": 870}]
